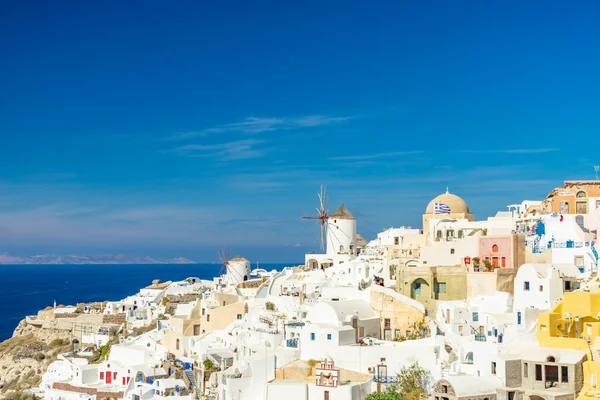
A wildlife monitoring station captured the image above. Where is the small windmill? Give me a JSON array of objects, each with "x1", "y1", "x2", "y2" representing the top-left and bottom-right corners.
[
  {"x1": 218, "y1": 246, "x2": 231, "y2": 278},
  {"x1": 301, "y1": 184, "x2": 330, "y2": 251}
]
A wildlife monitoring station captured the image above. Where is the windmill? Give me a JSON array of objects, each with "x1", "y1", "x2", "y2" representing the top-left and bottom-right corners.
[
  {"x1": 301, "y1": 185, "x2": 330, "y2": 251},
  {"x1": 218, "y1": 246, "x2": 231, "y2": 278}
]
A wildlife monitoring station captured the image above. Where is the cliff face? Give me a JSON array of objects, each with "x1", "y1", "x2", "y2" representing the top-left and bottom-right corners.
[{"x1": 0, "y1": 319, "x2": 71, "y2": 398}]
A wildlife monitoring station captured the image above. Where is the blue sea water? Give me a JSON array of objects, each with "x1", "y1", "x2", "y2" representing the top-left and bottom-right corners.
[{"x1": 0, "y1": 263, "x2": 293, "y2": 341}]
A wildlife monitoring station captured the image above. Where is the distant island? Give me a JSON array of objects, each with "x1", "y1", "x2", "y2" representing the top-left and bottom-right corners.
[{"x1": 0, "y1": 252, "x2": 195, "y2": 264}]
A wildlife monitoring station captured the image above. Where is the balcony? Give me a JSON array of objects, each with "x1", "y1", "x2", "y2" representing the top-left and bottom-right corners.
[{"x1": 286, "y1": 338, "x2": 298, "y2": 348}]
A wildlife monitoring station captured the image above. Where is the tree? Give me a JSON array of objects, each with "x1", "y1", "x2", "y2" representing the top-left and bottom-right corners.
[
  {"x1": 396, "y1": 362, "x2": 432, "y2": 400},
  {"x1": 366, "y1": 387, "x2": 402, "y2": 400}
]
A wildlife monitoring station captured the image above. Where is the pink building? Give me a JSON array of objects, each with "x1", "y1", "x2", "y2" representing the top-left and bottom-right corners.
[{"x1": 478, "y1": 235, "x2": 526, "y2": 269}]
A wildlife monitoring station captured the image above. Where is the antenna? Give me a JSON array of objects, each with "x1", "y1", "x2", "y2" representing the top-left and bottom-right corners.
[{"x1": 595, "y1": 165, "x2": 599, "y2": 181}]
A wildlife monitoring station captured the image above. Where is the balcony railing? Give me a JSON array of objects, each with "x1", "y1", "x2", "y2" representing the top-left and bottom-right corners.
[
  {"x1": 373, "y1": 375, "x2": 398, "y2": 384},
  {"x1": 286, "y1": 338, "x2": 298, "y2": 348},
  {"x1": 475, "y1": 334, "x2": 486, "y2": 342}
]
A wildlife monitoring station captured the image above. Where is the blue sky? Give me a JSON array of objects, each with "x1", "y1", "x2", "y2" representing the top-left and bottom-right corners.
[{"x1": 0, "y1": 1, "x2": 599, "y2": 262}]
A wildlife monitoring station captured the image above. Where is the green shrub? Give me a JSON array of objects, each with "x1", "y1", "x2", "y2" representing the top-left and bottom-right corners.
[
  {"x1": 265, "y1": 302, "x2": 276, "y2": 311},
  {"x1": 49, "y1": 338, "x2": 66, "y2": 347},
  {"x1": 203, "y1": 359, "x2": 214, "y2": 370}
]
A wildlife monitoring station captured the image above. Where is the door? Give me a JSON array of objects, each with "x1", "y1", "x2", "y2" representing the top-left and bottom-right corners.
[
  {"x1": 106, "y1": 370, "x2": 112, "y2": 384},
  {"x1": 492, "y1": 257, "x2": 499, "y2": 267},
  {"x1": 324, "y1": 391, "x2": 330, "y2": 400},
  {"x1": 384, "y1": 329, "x2": 392, "y2": 341}
]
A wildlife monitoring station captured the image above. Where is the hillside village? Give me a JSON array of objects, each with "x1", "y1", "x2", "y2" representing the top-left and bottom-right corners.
[{"x1": 2, "y1": 179, "x2": 600, "y2": 400}]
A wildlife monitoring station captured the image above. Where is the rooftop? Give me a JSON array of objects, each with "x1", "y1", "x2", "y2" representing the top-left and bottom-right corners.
[{"x1": 329, "y1": 204, "x2": 356, "y2": 220}]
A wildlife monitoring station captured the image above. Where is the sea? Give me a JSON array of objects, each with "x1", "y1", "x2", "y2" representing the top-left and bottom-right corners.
[{"x1": 0, "y1": 263, "x2": 293, "y2": 342}]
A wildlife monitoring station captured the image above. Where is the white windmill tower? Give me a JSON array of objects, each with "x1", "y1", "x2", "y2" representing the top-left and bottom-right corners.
[
  {"x1": 301, "y1": 185, "x2": 357, "y2": 257},
  {"x1": 218, "y1": 247, "x2": 250, "y2": 286}
]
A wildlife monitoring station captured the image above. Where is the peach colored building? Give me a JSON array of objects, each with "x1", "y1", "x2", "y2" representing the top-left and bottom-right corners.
[{"x1": 542, "y1": 180, "x2": 600, "y2": 215}]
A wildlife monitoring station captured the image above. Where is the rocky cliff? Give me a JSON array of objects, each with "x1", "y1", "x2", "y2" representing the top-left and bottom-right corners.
[{"x1": 0, "y1": 319, "x2": 71, "y2": 398}]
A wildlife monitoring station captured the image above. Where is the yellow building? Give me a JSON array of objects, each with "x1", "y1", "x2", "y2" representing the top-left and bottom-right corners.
[{"x1": 537, "y1": 292, "x2": 600, "y2": 400}]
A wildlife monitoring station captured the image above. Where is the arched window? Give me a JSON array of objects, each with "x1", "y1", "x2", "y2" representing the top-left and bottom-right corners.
[
  {"x1": 546, "y1": 355, "x2": 556, "y2": 362},
  {"x1": 576, "y1": 191, "x2": 587, "y2": 198},
  {"x1": 457, "y1": 230, "x2": 463, "y2": 238},
  {"x1": 491, "y1": 244, "x2": 499, "y2": 253},
  {"x1": 436, "y1": 230, "x2": 443, "y2": 239}
]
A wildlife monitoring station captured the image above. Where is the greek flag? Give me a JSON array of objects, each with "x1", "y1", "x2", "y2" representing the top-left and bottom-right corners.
[{"x1": 434, "y1": 202, "x2": 451, "y2": 214}]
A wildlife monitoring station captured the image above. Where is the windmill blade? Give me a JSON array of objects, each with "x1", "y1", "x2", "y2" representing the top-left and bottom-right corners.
[{"x1": 320, "y1": 223, "x2": 326, "y2": 251}]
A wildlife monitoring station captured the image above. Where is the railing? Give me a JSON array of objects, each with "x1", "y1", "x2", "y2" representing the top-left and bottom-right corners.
[
  {"x1": 373, "y1": 375, "x2": 398, "y2": 384},
  {"x1": 475, "y1": 334, "x2": 486, "y2": 342},
  {"x1": 286, "y1": 338, "x2": 298, "y2": 348}
]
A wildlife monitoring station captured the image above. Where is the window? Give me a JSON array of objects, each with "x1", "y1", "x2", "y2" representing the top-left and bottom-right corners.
[
  {"x1": 492, "y1": 244, "x2": 499, "y2": 253},
  {"x1": 207, "y1": 315, "x2": 210, "y2": 322},
  {"x1": 176, "y1": 339, "x2": 180, "y2": 350},
  {"x1": 327, "y1": 334, "x2": 332, "y2": 340},
  {"x1": 524, "y1": 362, "x2": 528, "y2": 377},
  {"x1": 237, "y1": 314, "x2": 242, "y2": 320},
  {"x1": 193, "y1": 325, "x2": 200, "y2": 335},
  {"x1": 577, "y1": 190, "x2": 587, "y2": 198},
  {"x1": 575, "y1": 256, "x2": 584, "y2": 267},
  {"x1": 565, "y1": 281, "x2": 572, "y2": 291},
  {"x1": 395, "y1": 329, "x2": 400, "y2": 338},
  {"x1": 202, "y1": 308, "x2": 205, "y2": 316},
  {"x1": 539, "y1": 285, "x2": 544, "y2": 292},
  {"x1": 394, "y1": 237, "x2": 399, "y2": 245},
  {"x1": 535, "y1": 364, "x2": 542, "y2": 381},
  {"x1": 100, "y1": 372, "x2": 104, "y2": 379},
  {"x1": 458, "y1": 325, "x2": 463, "y2": 334},
  {"x1": 384, "y1": 319, "x2": 391, "y2": 329},
  {"x1": 560, "y1": 201, "x2": 569, "y2": 214},
  {"x1": 501, "y1": 257, "x2": 506, "y2": 268},
  {"x1": 491, "y1": 362, "x2": 496, "y2": 375},
  {"x1": 436, "y1": 282, "x2": 447, "y2": 293},
  {"x1": 596, "y1": 199, "x2": 600, "y2": 209},
  {"x1": 524, "y1": 281, "x2": 530, "y2": 291},
  {"x1": 324, "y1": 390, "x2": 330, "y2": 400},
  {"x1": 450, "y1": 249, "x2": 455, "y2": 254},
  {"x1": 311, "y1": 333, "x2": 315, "y2": 341},
  {"x1": 561, "y1": 366, "x2": 569, "y2": 382},
  {"x1": 436, "y1": 230, "x2": 442, "y2": 239},
  {"x1": 447, "y1": 230, "x2": 455, "y2": 239},
  {"x1": 458, "y1": 230, "x2": 463, "y2": 238},
  {"x1": 472, "y1": 312, "x2": 479, "y2": 322},
  {"x1": 441, "y1": 384, "x2": 448, "y2": 393}
]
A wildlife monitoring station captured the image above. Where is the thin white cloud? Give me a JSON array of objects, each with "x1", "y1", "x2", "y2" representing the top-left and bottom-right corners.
[
  {"x1": 173, "y1": 115, "x2": 353, "y2": 139},
  {"x1": 328, "y1": 151, "x2": 424, "y2": 161},
  {"x1": 460, "y1": 148, "x2": 559, "y2": 154},
  {"x1": 171, "y1": 139, "x2": 266, "y2": 160}
]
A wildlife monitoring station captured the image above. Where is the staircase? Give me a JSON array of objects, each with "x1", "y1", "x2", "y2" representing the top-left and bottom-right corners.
[{"x1": 184, "y1": 369, "x2": 196, "y2": 388}]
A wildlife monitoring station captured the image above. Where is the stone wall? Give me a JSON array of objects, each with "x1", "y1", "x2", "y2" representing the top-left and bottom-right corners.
[
  {"x1": 504, "y1": 359, "x2": 522, "y2": 388},
  {"x1": 370, "y1": 285, "x2": 426, "y2": 340},
  {"x1": 103, "y1": 314, "x2": 126, "y2": 325},
  {"x1": 52, "y1": 382, "x2": 124, "y2": 399}
]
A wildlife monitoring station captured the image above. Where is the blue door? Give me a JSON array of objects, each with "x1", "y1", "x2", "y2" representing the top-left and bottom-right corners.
[{"x1": 517, "y1": 312, "x2": 522, "y2": 325}]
